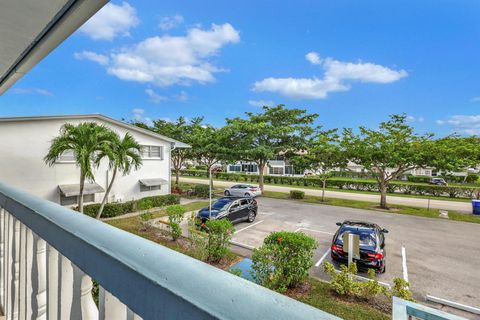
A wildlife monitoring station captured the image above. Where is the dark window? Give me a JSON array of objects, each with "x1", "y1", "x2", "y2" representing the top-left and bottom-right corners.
[
  {"x1": 60, "y1": 193, "x2": 95, "y2": 206},
  {"x1": 140, "y1": 184, "x2": 161, "y2": 192}
]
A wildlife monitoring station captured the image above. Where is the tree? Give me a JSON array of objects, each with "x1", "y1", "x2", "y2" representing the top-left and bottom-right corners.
[
  {"x1": 44, "y1": 123, "x2": 115, "y2": 213},
  {"x1": 190, "y1": 124, "x2": 231, "y2": 190},
  {"x1": 134, "y1": 117, "x2": 201, "y2": 188},
  {"x1": 95, "y1": 133, "x2": 143, "y2": 219},
  {"x1": 341, "y1": 114, "x2": 433, "y2": 209},
  {"x1": 291, "y1": 129, "x2": 347, "y2": 201},
  {"x1": 225, "y1": 105, "x2": 318, "y2": 193}
]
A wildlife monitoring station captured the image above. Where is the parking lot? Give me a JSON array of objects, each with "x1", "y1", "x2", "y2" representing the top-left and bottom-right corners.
[{"x1": 231, "y1": 197, "x2": 480, "y2": 312}]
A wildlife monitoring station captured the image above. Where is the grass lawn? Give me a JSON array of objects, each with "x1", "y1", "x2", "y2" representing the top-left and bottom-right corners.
[
  {"x1": 292, "y1": 278, "x2": 389, "y2": 320},
  {"x1": 180, "y1": 175, "x2": 474, "y2": 203}
]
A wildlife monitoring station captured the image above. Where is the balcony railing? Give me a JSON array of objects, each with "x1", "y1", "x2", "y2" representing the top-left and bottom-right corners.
[{"x1": 0, "y1": 182, "x2": 338, "y2": 320}]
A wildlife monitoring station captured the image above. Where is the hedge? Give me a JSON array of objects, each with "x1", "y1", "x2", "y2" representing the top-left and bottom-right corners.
[
  {"x1": 176, "y1": 169, "x2": 480, "y2": 199},
  {"x1": 82, "y1": 194, "x2": 180, "y2": 218}
]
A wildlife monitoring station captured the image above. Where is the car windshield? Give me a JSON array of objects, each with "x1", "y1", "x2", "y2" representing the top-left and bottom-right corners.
[
  {"x1": 335, "y1": 227, "x2": 377, "y2": 250},
  {"x1": 211, "y1": 199, "x2": 232, "y2": 211}
]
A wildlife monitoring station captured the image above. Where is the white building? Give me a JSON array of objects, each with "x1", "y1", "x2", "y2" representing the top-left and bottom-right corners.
[{"x1": 0, "y1": 114, "x2": 189, "y2": 206}]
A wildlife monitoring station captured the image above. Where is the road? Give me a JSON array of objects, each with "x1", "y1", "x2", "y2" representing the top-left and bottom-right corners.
[
  {"x1": 229, "y1": 197, "x2": 480, "y2": 318},
  {"x1": 180, "y1": 177, "x2": 472, "y2": 213}
]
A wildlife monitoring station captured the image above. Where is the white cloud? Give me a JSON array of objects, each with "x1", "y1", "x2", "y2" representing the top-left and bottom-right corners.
[
  {"x1": 11, "y1": 88, "x2": 53, "y2": 96},
  {"x1": 74, "y1": 51, "x2": 109, "y2": 66},
  {"x1": 248, "y1": 99, "x2": 275, "y2": 107},
  {"x1": 132, "y1": 108, "x2": 153, "y2": 126},
  {"x1": 253, "y1": 54, "x2": 407, "y2": 99},
  {"x1": 145, "y1": 89, "x2": 167, "y2": 104},
  {"x1": 406, "y1": 115, "x2": 424, "y2": 123},
  {"x1": 305, "y1": 52, "x2": 321, "y2": 65},
  {"x1": 79, "y1": 2, "x2": 139, "y2": 40},
  {"x1": 470, "y1": 97, "x2": 480, "y2": 103},
  {"x1": 174, "y1": 90, "x2": 189, "y2": 102},
  {"x1": 159, "y1": 14, "x2": 184, "y2": 30},
  {"x1": 80, "y1": 23, "x2": 240, "y2": 87},
  {"x1": 436, "y1": 115, "x2": 480, "y2": 135}
]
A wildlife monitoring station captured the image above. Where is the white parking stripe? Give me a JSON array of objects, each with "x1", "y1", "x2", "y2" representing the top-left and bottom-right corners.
[
  {"x1": 296, "y1": 227, "x2": 334, "y2": 236},
  {"x1": 353, "y1": 274, "x2": 391, "y2": 288},
  {"x1": 234, "y1": 220, "x2": 264, "y2": 234},
  {"x1": 402, "y1": 246, "x2": 409, "y2": 282},
  {"x1": 315, "y1": 249, "x2": 331, "y2": 267}
]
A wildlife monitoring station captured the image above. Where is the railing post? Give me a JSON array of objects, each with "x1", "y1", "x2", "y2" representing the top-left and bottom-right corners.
[
  {"x1": 0, "y1": 208, "x2": 4, "y2": 314},
  {"x1": 11, "y1": 218, "x2": 20, "y2": 320},
  {"x1": 59, "y1": 255, "x2": 74, "y2": 319},
  {"x1": 99, "y1": 286, "x2": 127, "y2": 320},
  {"x1": 33, "y1": 236, "x2": 47, "y2": 320},
  {"x1": 47, "y1": 244, "x2": 59, "y2": 320},
  {"x1": 80, "y1": 273, "x2": 99, "y2": 320},
  {"x1": 18, "y1": 224, "x2": 26, "y2": 320}
]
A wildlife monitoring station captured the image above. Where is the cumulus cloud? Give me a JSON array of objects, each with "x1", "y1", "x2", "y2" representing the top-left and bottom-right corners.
[
  {"x1": 74, "y1": 51, "x2": 109, "y2": 66},
  {"x1": 406, "y1": 115, "x2": 424, "y2": 123},
  {"x1": 145, "y1": 89, "x2": 167, "y2": 104},
  {"x1": 305, "y1": 52, "x2": 321, "y2": 65},
  {"x1": 253, "y1": 54, "x2": 407, "y2": 99},
  {"x1": 79, "y1": 23, "x2": 239, "y2": 87},
  {"x1": 79, "y1": 2, "x2": 139, "y2": 40},
  {"x1": 132, "y1": 108, "x2": 153, "y2": 126},
  {"x1": 436, "y1": 115, "x2": 480, "y2": 135},
  {"x1": 11, "y1": 88, "x2": 53, "y2": 96},
  {"x1": 159, "y1": 14, "x2": 184, "y2": 30},
  {"x1": 174, "y1": 90, "x2": 189, "y2": 102},
  {"x1": 248, "y1": 99, "x2": 275, "y2": 107}
]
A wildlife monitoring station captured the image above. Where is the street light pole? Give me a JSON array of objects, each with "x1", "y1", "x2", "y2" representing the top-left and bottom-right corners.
[{"x1": 209, "y1": 166, "x2": 212, "y2": 220}]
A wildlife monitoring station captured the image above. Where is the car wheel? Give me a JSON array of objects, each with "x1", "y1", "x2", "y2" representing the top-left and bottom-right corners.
[
  {"x1": 381, "y1": 264, "x2": 386, "y2": 273},
  {"x1": 247, "y1": 210, "x2": 256, "y2": 223},
  {"x1": 224, "y1": 190, "x2": 230, "y2": 196}
]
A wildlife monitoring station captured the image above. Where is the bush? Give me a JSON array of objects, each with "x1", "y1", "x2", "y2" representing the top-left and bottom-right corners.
[
  {"x1": 392, "y1": 278, "x2": 414, "y2": 301},
  {"x1": 323, "y1": 261, "x2": 360, "y2": 296},
  {"x1": 82, "y1": 194, "x2": 179, "y2": 218},
  {"x1": 193, "y1": 184, "x2": 210, "y2": 198},
  {"x1": 167, "y1": 205, "x2": 186, "y2": 240},
  {"x1": 205, "y1": 219, "x2": 235, "y2": 262},
  {"x1": 466, "y1": 174, "x2": 479, "y2": 184},
  {"x1": 252, "y1": 231, "x2": 317, "y2": 292},
  {"x1": 290, "y1": 190, "x2": 305, "y2": 199}
]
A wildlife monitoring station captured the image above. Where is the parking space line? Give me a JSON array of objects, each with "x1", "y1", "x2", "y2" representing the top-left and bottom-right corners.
[
  {"x1": 402, "y1": 246, "x2": 408, "y2": 282},
  {"x1": 315, "y1": 249, "x2": 331, "y2": 267},
  {"x1": 295, "y1": 227, "x2": 334, "y2": 236},
  {"x1": 234, "y1": 220, "x2": 264, "y2": 234},
  {"x1": 353, "y1": 274, "x2": 391, "y2": 288}
]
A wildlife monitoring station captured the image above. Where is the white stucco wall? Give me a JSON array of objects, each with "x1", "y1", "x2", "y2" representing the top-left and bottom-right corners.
[{"x1": 0, "y1": 116, "x2": 173, "y2": 205}]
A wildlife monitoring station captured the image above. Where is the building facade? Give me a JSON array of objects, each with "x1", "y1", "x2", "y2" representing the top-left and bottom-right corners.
[{"x1": 0, "y1": 114, "x2": 188, "y2": 206}]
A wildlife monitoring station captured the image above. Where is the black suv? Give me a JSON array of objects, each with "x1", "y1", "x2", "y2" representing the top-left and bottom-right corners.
[
  {"x1": 331, "y1": 221, "x2": 388, "y2": 273},
  {"x1": 196, "y1": 197, "x2": 258, "y2": 224}
]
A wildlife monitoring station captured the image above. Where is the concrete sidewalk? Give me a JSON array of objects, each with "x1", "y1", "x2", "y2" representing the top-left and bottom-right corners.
[{"x1": 179, "y1": 177, "x2": 472, "y2": 213}]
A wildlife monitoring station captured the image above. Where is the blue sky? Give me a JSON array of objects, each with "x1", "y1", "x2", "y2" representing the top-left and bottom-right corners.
[{"x1": 1, "y1": 0, "x2": 480, "y2": 136}]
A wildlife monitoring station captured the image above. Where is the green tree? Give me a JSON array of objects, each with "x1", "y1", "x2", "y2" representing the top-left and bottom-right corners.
[
  {"x1": 225, "y1": 105, "x2": 317, "y2": 193},
  {"x1": 44, "y1": 123, "x2": 115, "y2": 213},
  {"x1": 95, "y1": 132, "x2": 143, "y2": 219},
  {"x1": 341, "y1": 114, "x2": 433, "y2": 209},
  {"x1": 291, "y1": 129, "x2": 347, "y2": 201}
]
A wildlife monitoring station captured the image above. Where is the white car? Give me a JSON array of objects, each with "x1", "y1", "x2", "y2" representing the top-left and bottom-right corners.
[{"x1": 224, "y1": 184, "x2": 261, "y2": 197}]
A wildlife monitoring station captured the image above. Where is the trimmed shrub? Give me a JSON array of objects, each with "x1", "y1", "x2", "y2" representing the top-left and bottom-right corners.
[
  {"x1": 466, "y1": 174, "x2": 479, "y2": 184},
  {"x1": 167, "y1": 205, "x2": 186, "y2": 240},
  {"x1": 290, "y1": 190, "x2": 305, "y2": 199},
  {"x1": 392, "y1": 278, "x2": 414, "y2": 301},
  {"x1": 193, "y1": 184, "x2": 210, "y2": 198},
  {"x1": 82, "y1": 194, "x2": 179, "y2": 218},
  {"x1": 205, "y1": 219, "x2": 235, "y2": 262},
  {"x1": 251, "y1": 231, "x2": 317, "y2": 292}
]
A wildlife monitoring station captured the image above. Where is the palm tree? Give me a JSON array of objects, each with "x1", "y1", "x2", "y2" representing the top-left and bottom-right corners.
[
  {"x1": 44, "y1": 123, "x2": 115, "y2": 213},
  {"x1": 95, "y1": 132, "x2": 142, "y2": 219}
]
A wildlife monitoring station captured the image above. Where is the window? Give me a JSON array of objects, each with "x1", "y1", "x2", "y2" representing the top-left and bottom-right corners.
[
  {"x1": 60, "y1": 193, "x2": 94, "y2": 206},
  {"x1": 141, "y1": 145, "x2": 163, "y2": 159},
  {"x1": 140, "y1": 184, "x2": 161, "y2": 192},
  {"x1": 269, "y1": 167, "x2": 284, "y2": 175},
  {"x1": 58, "y1": 150, "x2": 75, "y2": 162},
  {"x1": 229, "y1": 165, "x2": 241, "y2": 172},
  {"x1": 241, "y1": 164, "x2": 258, "y2": 173}
]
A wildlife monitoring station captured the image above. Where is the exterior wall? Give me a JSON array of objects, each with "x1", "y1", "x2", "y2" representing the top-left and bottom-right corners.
[{"x1": 0, "y1": 117, "x2": 172, "y2": 205}]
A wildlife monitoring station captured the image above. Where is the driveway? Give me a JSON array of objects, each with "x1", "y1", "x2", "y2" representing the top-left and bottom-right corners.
[
  {"x1": 179, "y1": 177, "x2": 472, "y2": 213},
  {"x1": 230, "y1": 197, "x2": 480, "y2": 314}
]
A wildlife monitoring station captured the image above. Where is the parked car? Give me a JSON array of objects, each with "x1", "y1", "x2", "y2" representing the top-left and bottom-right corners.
[
  {"x1": 429, "y1": 178, "x2": 448, "y2": 186},
  {"x1": 196, "y1": 196, "x2": 258, "y2": 224},
  {"x1": 224, "y1": 184, "x2": 261, "y2": 197},
  {"x1": 330, "y1": 220, "x2": 388, "y2": 273}
]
